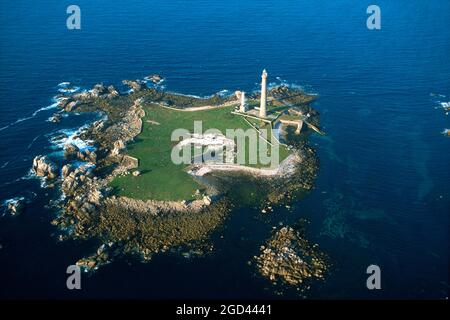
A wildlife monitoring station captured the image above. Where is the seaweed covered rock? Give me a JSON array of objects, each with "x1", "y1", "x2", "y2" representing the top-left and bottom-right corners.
[
  {"x1": 76, "y1": 244, "x2": 114, "y2": 272},
  {"x1": 255, "y1": 225, "x2": 328, "y2": 287},
  {"x1": 49, "y1": 112, "x2": 62, "y2": 123}
]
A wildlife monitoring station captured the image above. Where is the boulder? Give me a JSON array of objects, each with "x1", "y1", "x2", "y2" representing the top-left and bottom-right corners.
[
  {"x1": 49, "y1": 113, "x2": 62, "y2": 123},
  {"x1": 203, "y1": 196, "x2": 212, "y2": 206},
  {"x1": 111, "y1": 139, "x2": 125, "y2": 156},
  {"x1": 64, "y1": 143, "x2": 79, "y2": 159},
  {"x1": 62, "y1": 175, "x2": 78, "y2": 194},
  {"x1": 132, "y1": 170, "x2": 141, "y2": 177},
  {"x1": 81, "y1": 202, "x2": 96, "y2": 214},
  {"x1": 32, "y1": 156, "x2": 58, "y2": 179},
  {"x1": 91, "y1": 84, "x2": 108, "y2": 97},
  {"x1": 77, "y1": 149, "x2": 97, "y2": 163},
  {"x1": 120, "y1": 155, "x2": 139, "y2": 169},
  {"x1": 107, "y1": 85, "x2": 119, "y2": 98},
  {"x1": 61, "y1": 164, "x2": 73, "y2": 178},
  {"x1": 87, "y1": 189, "x2": 102, "y2": 205},
  {"x1": 92, "y1": 120, "x2": 105, "y2": 131},
  {"x1": 64, "y1": 101, "x2": 79, "y2": 112}
]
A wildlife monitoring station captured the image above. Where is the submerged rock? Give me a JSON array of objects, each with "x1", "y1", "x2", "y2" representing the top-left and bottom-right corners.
[
  {"x1": 49, "y1": 112, "x2": 62, "y2": 123},
  {"x1": 6, "y1": 198, "x2": 25, "y2": 216},
  {"x1": 442, "y1": 128, "x2": 450, "y2": 137}
]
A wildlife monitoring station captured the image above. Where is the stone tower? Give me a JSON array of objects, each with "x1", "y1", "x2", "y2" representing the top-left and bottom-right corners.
[
  {"x1": 259, "y1": 69, "x2": 268, "y2": 118},
  {"x1": 239, "y1": 91, "x2": 247, "y2": 112}
]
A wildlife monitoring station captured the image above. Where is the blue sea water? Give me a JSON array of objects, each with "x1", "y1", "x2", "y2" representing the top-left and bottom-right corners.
[{"x1": 0, "y1": 0, "x2": 448, "y2": 299}]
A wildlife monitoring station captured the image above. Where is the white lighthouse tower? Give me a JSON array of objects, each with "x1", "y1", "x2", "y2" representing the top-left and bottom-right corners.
[{"x1": 259, "y1": 69, "x2": 268, "y2": 118}]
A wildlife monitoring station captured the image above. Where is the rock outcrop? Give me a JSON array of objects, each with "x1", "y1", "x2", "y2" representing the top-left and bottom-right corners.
[
  {"x1": 61, "y1": 164, "x2": 72, "y2": 178},
  {"x1": 77, "y1": 149, "x2": 97, "y2": 163},
  {"x1": 147, "y1": 74, "x2": 163, "y2": 84},
  {"x1": 111, "y1": 139, "x2": 125, "y2": 156},
  {"x1": 122, "y1": 80, "x2": 142, "y2": 92},
  {"x1": 32, "y1": 156, "x2": 58, "y2": 179},
  {"x1": 107, "y1": 85, "x2": 119, "y2": 98}
]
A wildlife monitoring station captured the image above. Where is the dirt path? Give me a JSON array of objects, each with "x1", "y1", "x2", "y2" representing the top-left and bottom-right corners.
[{"x1": 159, "y1": 100, "x2": 238, "y2": 112}]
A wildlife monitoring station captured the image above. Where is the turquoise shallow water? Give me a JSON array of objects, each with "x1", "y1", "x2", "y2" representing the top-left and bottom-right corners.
[{"x1": 0, "y1": 0, "x2": 449, "y2": 298}]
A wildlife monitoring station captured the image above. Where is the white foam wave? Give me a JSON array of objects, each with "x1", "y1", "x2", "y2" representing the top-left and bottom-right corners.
[
  {"x1": 216, "y1": 89, "x2": 231, "y2": 97},
  {"x1": 2, "y1": 196, "x2": 25, "y2": 207},
  {"x1": 1, "y1": 197, "x2": 25, "y2": 216},
  {"x1": 27, "y1": 135, "x2": 41, "y2": 149},
  {"x1": 50, "y1": 125, "x2": 95, "y2": 152},
  {"x1": 0, "y1": 125, "x2": 10, "y2": 131},
  {"x1": 440, "y1": 102, "x2": 450, "y2": 110},
  {"x1": 32, "y1": 102, "x2": 59, "y2": 117},
  {"x1": 58, "y1": 86, "x2": 80, "y2": 93},
  {"x1": 0, "y1": 100, "x2": 60, "y2": 133}
]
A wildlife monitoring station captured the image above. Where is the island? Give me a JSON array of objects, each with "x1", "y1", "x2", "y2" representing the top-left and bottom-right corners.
[{"x1": 31, "y1": 70, "x2": 328, "y2": 288}]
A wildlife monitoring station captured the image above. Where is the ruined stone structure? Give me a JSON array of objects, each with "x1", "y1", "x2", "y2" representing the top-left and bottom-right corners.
[{"x1": 239, "y1": 91, "x2": 247, "y2": 112}]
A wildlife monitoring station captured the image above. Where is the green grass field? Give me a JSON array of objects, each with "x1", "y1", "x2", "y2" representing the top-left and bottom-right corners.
[{"x1": 109, "y1": 103, "x2": 291, "y2": 201}]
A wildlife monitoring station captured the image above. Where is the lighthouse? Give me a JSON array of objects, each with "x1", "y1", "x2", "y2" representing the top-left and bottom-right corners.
[{"x1": 259, "y1": 69, "x2": 268, "y2": 118}]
